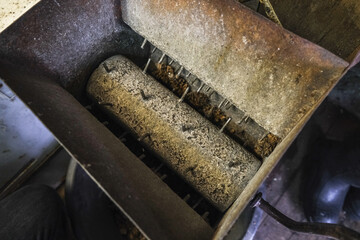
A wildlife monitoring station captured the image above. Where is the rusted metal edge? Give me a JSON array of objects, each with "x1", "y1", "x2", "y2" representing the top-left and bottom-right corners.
[
  {"x1": 120, "y1": 0, "x2": 348, "y2": 139},
  {"x1": 0, "y1": 62, "x2": 214, "y2": 240},
  {"x1": 213, "y1": 69, "x2": 352, "y2": 239}
]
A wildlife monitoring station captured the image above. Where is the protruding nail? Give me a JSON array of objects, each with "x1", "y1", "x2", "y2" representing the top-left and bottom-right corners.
[
  {"x1": 179, "y1": 87, "x2": 190, "y2": 103},
  {"x1": 154, "y1": 163, "x2": 164, "y2": 173},
  {"x1": 141, "y1": 38, "x2": 147, "y2": 49},
  {"x1": 219, "y1": 117, "x2": 232, "y2": 133},
  {"x1": 197, "y1": 83, "x2": 205, "y2": 93},
  {"x1": 143, "y1": 58, "x2": 151, "y2": 74},
  {"x1": 218, "y1": 99, "x2": 227, "y2": 108},
  {"x1": 192, "y1": 197, "x2": 203, "y2": 209},
  {"x1": 176, "y1": 66, "x2": 184, "y2": 78},
  {"x1": 158, "y1": 53, "x2": 166, "y2": 64},
  {"x1": 183, "y1": 194, "x2": 191, "y2": 202},
  {"x1": 98, "y1": 101, "x2": 113, "y2": 107}
]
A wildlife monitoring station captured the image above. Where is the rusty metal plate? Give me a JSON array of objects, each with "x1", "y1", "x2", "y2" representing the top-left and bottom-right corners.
[{"x1": 120, "y1": 0, "x2": 348, "y2": 138}]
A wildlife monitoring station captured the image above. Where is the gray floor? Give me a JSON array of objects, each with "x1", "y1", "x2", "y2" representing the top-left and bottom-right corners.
[{"x1": 0, "y1": 79, "x2": 69, "y2": 195}]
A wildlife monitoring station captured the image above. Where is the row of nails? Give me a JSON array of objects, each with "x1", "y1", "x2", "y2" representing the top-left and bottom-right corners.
[{"x1": 141, "y1": 38, "x2": 235, "y2": 134}]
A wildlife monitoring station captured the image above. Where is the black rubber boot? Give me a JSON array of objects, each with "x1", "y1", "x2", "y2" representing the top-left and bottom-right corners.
[
  {"x1": 303, "y1": 137, "x2": 360, "y2": 223},
  {"x1": 344, "y1": 187, "x2": 360, "y2": 221}
]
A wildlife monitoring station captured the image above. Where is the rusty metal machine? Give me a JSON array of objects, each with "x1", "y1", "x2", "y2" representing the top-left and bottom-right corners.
[{"x1": 0, "y1": 0, "x2": 359, "y2": 239}]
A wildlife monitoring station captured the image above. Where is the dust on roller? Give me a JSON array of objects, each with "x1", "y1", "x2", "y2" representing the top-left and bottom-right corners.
[{"x1": 86, "y1": 55, "x2": 261, "y2": 211}]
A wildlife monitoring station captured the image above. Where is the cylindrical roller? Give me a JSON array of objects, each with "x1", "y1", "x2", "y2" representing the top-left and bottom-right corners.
[{"x1": 87, "y1": 55, "x2": 261, "y2": 211}]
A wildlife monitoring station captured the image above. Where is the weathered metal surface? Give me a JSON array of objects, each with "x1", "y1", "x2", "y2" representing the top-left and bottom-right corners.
[
  {"x1": 0, "y1": 0, "x2": 354, "y2": 239},
  {"x1": 270, "y1": 0, "x2": 360, "y2": 61},
  {"x1": 0, "y1": 0, "x2": 147, "y2": 96},
  {"x1": 0, "y1": 63, "x2": 214, "y2": 240},
  {"x1": 0, "y1": 0, "x2": 214, "y2": 238},
  {"x1": 120, "y1": 0, "x2": 348, "y2": 138},
  {"x1": 87, "y1": 55, "x2": 261, "y2": 211}
]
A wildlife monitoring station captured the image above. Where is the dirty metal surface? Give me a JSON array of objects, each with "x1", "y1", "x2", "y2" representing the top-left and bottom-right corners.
[
  {"x1": 270, "y1": 0, "x2": 360, "y2": 61},
  {"x1": 0, "y1": 63, "x2": 214, "y2": 240},
  {"x1": 0, "y1": 0, "x2": 147, "y2": 97},
  {"x1": 87, "y1": 55, "x2": 261, "y2": 211},
  {"x1": 149, "y1": 49, "x2": 279, "y2": 159},
  {"x1": 0, "y1": 0, "x2": 214, "y2": 238},
  {"x1": 121, "y1": 0, "x2": 348, "y2": 139}
]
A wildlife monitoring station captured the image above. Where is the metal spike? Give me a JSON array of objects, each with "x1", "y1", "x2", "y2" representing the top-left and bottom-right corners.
[
  {"x1": 142, "y1": 58, "x2": 151, "y2": 74},
  {"x1": 197, "y1": 82, "x2": 205, "y2": 93},
  {"x1": 183, "y1": 194, "x2": 191, "y2": 202},
  {"x1": 154, "y1": 163, "x2": 164, "y2": 173},
  {"x1": 208, "y1": 90, "x2": 216, "y2": 98},
  {"x1": 186, "y1": 72, "x2": 191, "y2": 78},
  {"x1": 141, "y1": 38, "x2": 147, "y2": 49},
  {"x1": 98, "y1": 101, "x2": 113, "y2": 107},
  {"x1": 176, "y1": 66, "x2": 184, "y2": 78},
  {"x1": 118, "y1": 131, "x2": 130, "y2": 139},
  {"x1": 219, "y1": 117, "x2": 232, "y2": 133},
  {"x1": 225, "y1": 102, "x2": 232, "y2": 110},
  {"x1": 158, "y1": 53, "x2": 166, "y2": 64},
  {"x1": 218, "y1": 99, "x2": 227, "y2": 108},
  {"x1": 151, "y1": 46, "x2": 157, "y2": 53},
  {"x1": 192, "y1": 78, "x2": 200, "y2": 85},
  {"x1": 178, "y1": 87, "x2": 190, "y2": 103},
  {"x1": 192, "y1": 197, "x2": 203, "y2": 209},
  {"x1": 201, "y1": 211, "x2": 210, "y2": 219},
  {"x1": 169, "y1": 59, "x2": 174, "y2": 65},
  {"x1": 237, "y1": 115, "x2": 248, "y2": 125}
]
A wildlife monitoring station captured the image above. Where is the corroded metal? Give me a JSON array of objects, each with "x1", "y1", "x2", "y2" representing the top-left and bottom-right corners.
[
  {"x1": 120, "y1": 0, "x2": 348, "y2": 138},
  {"x1": 87, "y1": 55, "x2": 261, "y2": 211}
]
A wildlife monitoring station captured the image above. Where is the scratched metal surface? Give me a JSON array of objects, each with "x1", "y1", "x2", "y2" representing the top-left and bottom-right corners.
[{"x1": 120, "y1": 0, "x2": 349, "y2": 138}]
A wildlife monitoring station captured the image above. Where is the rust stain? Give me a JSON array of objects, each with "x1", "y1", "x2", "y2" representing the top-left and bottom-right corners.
[{"x1": 150, "y1": 63, "x2": 281, "y2": 159}]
